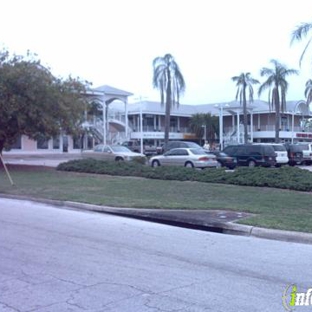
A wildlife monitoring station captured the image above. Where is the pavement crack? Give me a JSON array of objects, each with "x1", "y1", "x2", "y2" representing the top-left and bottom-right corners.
[
  {"x1": 0, "y1": 301, "x2": 21, "y2": 312},
  {"x1": 66, "y1": 296, "x2": 88, "y2": 311},
  {"x1": 47, "y1": 274, "x2": 86, "y2": 287}
]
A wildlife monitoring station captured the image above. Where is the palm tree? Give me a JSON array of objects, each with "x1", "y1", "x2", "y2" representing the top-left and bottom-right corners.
[
  {"x1": 305, "y1": 79, "x2": 312, "y2": 106},
  {"x1": 258, "y1": 59, "x2": 298, "y2": 143},
  {"x1": 189, "y1": 113, "x2": 219, "y2": 146},
  {"x1": 152, "y1": 54, "x2": 185, "y2": 144},
  {"x1": 231, "y1": 73, "x2": 259, "y2": 144},
  {"x1": 291, "y1": 22, "x2": 312, "y2": 66},
  {"x1": 189, "y1": 113, "x2": 205, "y2": 144}
]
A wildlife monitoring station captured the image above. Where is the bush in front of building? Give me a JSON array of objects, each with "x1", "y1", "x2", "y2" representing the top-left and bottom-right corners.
[{"x1": 56, "y1": 159, "x2": 312, "y2": 192}]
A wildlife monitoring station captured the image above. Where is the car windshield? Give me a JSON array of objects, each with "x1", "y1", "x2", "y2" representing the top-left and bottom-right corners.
[
  {"x1": 110, "y1": 146, "x2": 132, "y2": 153},
  {"x1": 272, "y1": 145, "x2": 286, "y2": 151},
  {"x1": 187, "y1": 142, "x2": 201, "y2": 148},
  {"x1": 189, "y1": 148, "x2": 206, "y2": 155},
  {"x1": 263, "y1": 146, "x2": 275, "y2": 154},
  {"x1": 298, "y1": 144, "x2": 309, "y2": 150},
  {"x1": 292, "y1": 145, "x2": 305, "y2": 152},
  {"x1": 217, "y1": 152, "x2": 229, "y2": 157}
]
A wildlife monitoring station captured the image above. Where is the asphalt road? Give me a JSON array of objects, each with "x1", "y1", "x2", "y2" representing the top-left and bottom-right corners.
[{"x1": 1, "y1": 198, "x2": 312, "y2": 312}]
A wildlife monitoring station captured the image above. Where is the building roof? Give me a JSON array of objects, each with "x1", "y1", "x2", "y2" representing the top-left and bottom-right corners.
[{"x1": 93, "y1": 85, "x2": 133, "y2": 97}]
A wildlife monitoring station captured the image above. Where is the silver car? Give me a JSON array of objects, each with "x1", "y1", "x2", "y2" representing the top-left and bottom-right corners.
[
  {"x1": 82, "y1": 144, "x2": 146, "y2": 162},
  {"x1": 149, "y1": 148, "x2": 218, "y2": 168}
]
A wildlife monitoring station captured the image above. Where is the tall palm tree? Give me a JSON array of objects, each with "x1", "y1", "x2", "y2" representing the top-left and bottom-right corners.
[
  {"x1": 305, "y1": 79, "x2": 312, "y2": 106},
  {"x1": 291, "y1": 22, "x2": 312, "y2": 66},
  {"x1": 153, "y1": 54, "x2": 185, "y2": 144},
  {"x1": 231, "y1": 73, "x2": 259, "y2": 144},
  {"x1": 258, "y1": 59, "x2": 298, "y2": 143}
]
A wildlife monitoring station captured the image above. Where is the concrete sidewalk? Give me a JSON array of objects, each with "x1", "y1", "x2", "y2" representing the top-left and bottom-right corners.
[{"x1": 2, "y1": 152, "x2": 82, "y2": 167}]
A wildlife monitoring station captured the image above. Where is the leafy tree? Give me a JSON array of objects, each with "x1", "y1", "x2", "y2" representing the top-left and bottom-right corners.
[
  {"x1": 258, "y1": 59, "x2": 298, "y2": 143},
  {"x1": 152, "y1": 54, "x2": 185, "y2": 144},
  {"x1": 189, "y1": 113, "x2": 219, "y2": 145},
  {"x1": 0, "y1": 49, "x2": 89, "y2": 153},
  {"x1": 231, "y1": 73, "x2": 259, "y2": 144},
  {"x1": 291, "y1": 22, "x2": 312, "y2": 66}
]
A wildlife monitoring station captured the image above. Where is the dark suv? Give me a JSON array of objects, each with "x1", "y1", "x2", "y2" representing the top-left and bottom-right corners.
[
  {"x1": 161, "y1": 141, "x2": 202, "y2": 153},
  {"x1": 222, "y1": 144, "x2": 276, "y2": 167},
  {"x1": 284, "y1": 143, "x2": 304, "y2": 166}
]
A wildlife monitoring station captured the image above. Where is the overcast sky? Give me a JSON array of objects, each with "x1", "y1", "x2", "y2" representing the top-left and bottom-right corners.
[{"x1": 1, "y1": 0, "x2": 312, "y2": 104}]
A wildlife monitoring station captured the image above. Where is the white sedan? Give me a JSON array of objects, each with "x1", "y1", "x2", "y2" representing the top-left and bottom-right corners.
[
  {"x1": 149, "y1": 148, "x2": 218, "y2": 168},
  {"x1": 82, "y1": 144, "x2": 146, "y2": 162}
]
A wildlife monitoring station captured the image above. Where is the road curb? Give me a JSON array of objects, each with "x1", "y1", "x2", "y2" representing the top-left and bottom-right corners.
[{"x1": 1, "y1": 194, "x2": 312, "y2": 244}]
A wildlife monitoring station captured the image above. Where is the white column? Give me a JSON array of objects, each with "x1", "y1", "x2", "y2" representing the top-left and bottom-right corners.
[
  {"x1": 59, "y1": 134, "x2": 63, "y2": 152},
  {"x1": 140, "y1": 103, "x2": 143, "y2": 154},
  {"x1": 220, "y1": 106, "x2": 223, "y2": 150},
  {"x1": 102, "y1": 93, "x2": 106, "y2": 145},
  {"x1": 125, "y1": 99, "x2": 128, "y2": 140},
  {"x1": 292, "y1": 112, "x2": 295, "y2": 143},
  {"x1": 250, "y1": 110, "x2": 254, "y2": 142},
  {"x1": 237, "y1": 111, "x2": 240, "y2": 143}
]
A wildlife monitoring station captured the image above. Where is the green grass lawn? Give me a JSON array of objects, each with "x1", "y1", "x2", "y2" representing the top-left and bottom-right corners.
[{"x1": 1, "y1": 164, "x2": 312, "y2": 233}]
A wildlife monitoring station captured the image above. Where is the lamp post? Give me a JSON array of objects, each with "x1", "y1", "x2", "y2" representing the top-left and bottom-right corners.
[
  {"x1": 202, "y1": 124, "x2": 207, "y2": 145},
  {"x1": 291, "y1": 110, "x2": 301, "y2": 144},
  {"x1": 134, "y1": 95, "x2": 147, "y2": 154}
]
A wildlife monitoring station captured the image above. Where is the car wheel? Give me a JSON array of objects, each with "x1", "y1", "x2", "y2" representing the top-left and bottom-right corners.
[
  {"x1": 185, "y1": 162, "x2": 194, "y2": 168},
  {"x1": 115, "y1": 157, "x2": 124, "y2": 162},
  {"x1": 152, "y1": 160, "x2": 160, "y2": 167},
  {"x1": 248, "y1": 160, "x2": 256, "y2": 168}
]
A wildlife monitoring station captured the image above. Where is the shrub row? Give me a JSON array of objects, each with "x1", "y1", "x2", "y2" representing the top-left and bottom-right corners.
[{"x1": 56, "y1": 158, "x2": 312, "y2": 192}]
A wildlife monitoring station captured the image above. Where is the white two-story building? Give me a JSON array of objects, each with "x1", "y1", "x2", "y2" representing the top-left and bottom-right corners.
[{"x1": 5, "y1": 85, "x2": 312, "y2": 153}]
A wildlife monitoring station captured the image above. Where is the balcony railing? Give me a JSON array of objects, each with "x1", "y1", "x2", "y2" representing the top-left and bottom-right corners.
[
  {"x1": 224, "y1": 125, "x2": 309, "y2": 133},
  {"x1": 131, "y1": 125, "x2": 190, "y2": 133}
]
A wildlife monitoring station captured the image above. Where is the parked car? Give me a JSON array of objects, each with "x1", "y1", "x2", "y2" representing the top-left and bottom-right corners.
[
  {"x1": 121, "y1": 140, "x2": 158, "y2": 156},
  {"x1": 82, "y1": 144, "x2": 146, "y2": 162},
  {"x1": 295, "y1": 143, "x2": 312, "y2": 165},
  {"x1": 209, "y1": 151, "x2": 237, "y2": 169},
  {"x1": 255, "y1": 143, "x2": 289, "y2": 167},
  {"x1": 149, "y1": 148, "x2": 218, "y2": 169},
  {"x1": 222, "y1": 144, "x2": 276, "y2": 167},
  {"x1": 284, "y1": 143, "x2": 304, "y2": 166},
  {"x1": 161, "y1": 141, "x2": 202, "y2": 154}
]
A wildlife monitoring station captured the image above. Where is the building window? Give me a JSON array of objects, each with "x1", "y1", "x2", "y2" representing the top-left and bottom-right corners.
[
  {"x1": 10, "y1": 135, "x2": 22, "y2": 149},
  {"x1": 53, "y1": 136, "x2": 60, "y2": 149},
  {"x1": 37, "y1": 136, "x2": 49, "y2": 149},
  {"x1": 73, "y1": 134, "x2": 83, "y2": 149},
  {"x1": 170, "y1": 117, "x2": 177, "y2": 127},
  {"x1": 281, "y1": 116, "x2": 288, "y2": 131}
]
